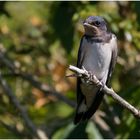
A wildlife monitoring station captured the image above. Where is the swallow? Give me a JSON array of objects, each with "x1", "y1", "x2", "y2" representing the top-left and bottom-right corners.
[{"x1": 74, "y1": 16, "x2": 118, "y2": 124}]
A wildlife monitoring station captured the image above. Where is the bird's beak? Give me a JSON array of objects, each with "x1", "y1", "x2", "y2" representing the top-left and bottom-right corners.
[
  {"x1": 83, "y1": 22, "x2": 99, "y2": 36},
  {"x1": 83, "y1": 23, "x2": 98, "y2": 31}
]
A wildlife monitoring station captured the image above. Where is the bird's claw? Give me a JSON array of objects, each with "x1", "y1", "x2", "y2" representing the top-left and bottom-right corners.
[
  {"x1": 87, "y1": 71, "x2": 103, "y2": 87},
  {"x1": 82, "y1": 66, "x2": 89, "y2": 75},
  {"x1": 81, "y1": 67, "x2": 103, "y2": 88}
]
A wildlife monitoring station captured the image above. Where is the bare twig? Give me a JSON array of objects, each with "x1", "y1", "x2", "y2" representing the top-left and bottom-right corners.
[
  {"x1": 69, "y1": 65, "x2": 140, "y2": 118},
  {"x1": 0, "y1": 71, "x2": 48, "y2": 139},
  {"x1": 0, "y1": 52, "x2": 75, "y2": 138},
  {"x1": 16, "y1": 72, "x2": 76, "y2": 108}
]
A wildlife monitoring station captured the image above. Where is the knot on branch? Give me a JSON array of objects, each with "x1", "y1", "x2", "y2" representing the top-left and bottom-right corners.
[{"x1": 134, "y1": 110, "x2": 140, "y2": 118}]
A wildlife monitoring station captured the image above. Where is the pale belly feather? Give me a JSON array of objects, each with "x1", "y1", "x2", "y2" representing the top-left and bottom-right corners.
[
  {"x1": 81, "y1": 38, "x2": 112, "y2": 80},
  {"x1": 80, "y1": 38, "x2": 112, "y2": 107}
]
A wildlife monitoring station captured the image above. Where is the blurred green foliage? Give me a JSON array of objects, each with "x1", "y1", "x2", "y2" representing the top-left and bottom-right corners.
[{"x1": 0, "y1": 1, "x2": 140, "y2": 139}]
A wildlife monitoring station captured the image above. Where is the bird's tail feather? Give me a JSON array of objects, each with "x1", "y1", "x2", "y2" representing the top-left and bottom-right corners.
[
  {"x1": 74, "y1": 90, "x2": 104, "y2": 124},
  {"x1": 82, "y1": 91, "x2": 104, "y2": 121},
  {"x1": 74, "y1": 112, "x2": 84, "y2": 124}
]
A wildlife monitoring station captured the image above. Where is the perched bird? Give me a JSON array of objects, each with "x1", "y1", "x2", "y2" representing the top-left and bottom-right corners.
[{"x1": 74, "y1": 16, "x2": 118, "y2": 124}]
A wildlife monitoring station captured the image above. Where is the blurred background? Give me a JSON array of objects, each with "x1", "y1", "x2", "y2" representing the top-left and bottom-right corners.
[{"x1": 0, "y1": 1, "x2": 140, "y2": 139}]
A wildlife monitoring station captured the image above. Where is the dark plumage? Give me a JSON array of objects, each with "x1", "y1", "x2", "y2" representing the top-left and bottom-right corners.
[{"x1": 74, "y1": 16, "x2": 118, "y2": 124}]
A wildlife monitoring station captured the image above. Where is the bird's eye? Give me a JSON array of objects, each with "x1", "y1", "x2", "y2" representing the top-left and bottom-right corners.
[{"x1": 95, "y1": 21, "x2": 101, "y2": 26}]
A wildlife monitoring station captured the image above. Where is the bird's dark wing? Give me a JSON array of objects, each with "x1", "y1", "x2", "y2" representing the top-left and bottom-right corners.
[
  {"x1": 106, "y1": 34, "x2": 118, "y2": 85},
  {"x1": 74, "y1": 36, "x2": 86, "y2": 124},
  {"x1": 76, "y1": 36, "x2": 85, "y2": 103}
]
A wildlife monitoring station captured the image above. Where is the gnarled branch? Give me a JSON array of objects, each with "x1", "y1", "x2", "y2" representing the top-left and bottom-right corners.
[{"x1": 69, "y1": 65, "x2": 140, "y2": 118}]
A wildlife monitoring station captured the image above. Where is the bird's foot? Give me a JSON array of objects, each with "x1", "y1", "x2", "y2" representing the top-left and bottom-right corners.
[
  {"x1": 99, "y1": 81, "x2": 105, "y2": 90},
  {"x1": 86, "y1": 71, "x2": 102, "y2": 87},
  {"x1": 81, "y1": 67, "x2": 103, "y2": 88}
]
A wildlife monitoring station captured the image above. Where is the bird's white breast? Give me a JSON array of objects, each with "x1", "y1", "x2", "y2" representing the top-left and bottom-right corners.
[{"x1": 81, "y1": 37, "x2": 112, "y2": 80}]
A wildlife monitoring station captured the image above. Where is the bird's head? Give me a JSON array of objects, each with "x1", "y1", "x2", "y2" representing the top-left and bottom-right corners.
[{"x1": 83, "y1": 16, "x2": 108, "y2": 37}]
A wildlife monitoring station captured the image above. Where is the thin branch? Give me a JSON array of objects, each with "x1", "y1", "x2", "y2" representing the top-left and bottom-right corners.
[
  {"x1": 16, "y1": 72, "x2": 76, "y2": 108},
  {"x1": 0, "y1": 71, "x2": 48, "y2": 139},
  {"x1": 0, "y1": 52, "x2": 76, "y2": 108},
  {"x1": 69, "y1": 65, "x2": 140, "y2": 118}
]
